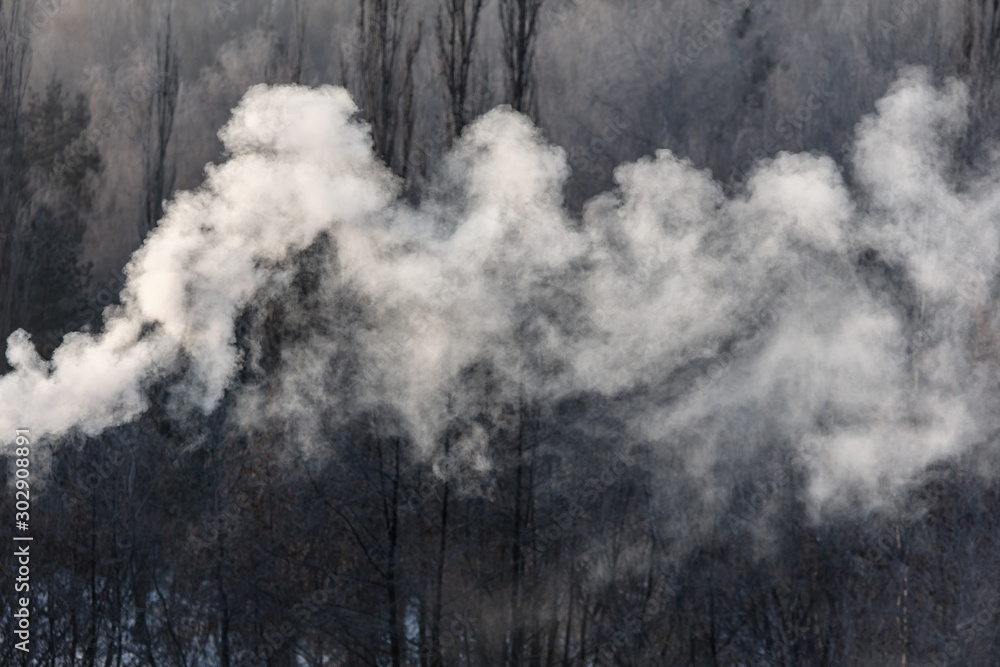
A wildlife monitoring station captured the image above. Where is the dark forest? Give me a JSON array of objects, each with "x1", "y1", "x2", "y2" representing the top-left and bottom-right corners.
[{"x1": 4, "y1": 1, "x2": 1000, "y2": 665}]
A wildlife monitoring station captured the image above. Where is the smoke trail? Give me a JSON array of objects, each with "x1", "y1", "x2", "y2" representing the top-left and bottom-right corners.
[
  {"x1": 3, "y1": 67, "x2": 999, "y2": 514},
  {"x1": 0, "y1": 85, "x2": 393, "y2": 438}
]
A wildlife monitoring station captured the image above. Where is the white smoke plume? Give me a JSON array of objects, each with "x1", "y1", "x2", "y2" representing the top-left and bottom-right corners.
[
  {"x1": 0, "y1": 85, "x2": 392, "y2": 437},
  {"x1": 3, "y1": 67, "x2": 999, "y2": 513}
]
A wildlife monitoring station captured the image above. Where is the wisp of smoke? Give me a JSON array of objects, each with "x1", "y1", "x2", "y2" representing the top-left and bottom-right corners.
[{"x1": 3, "y1": 67, "x2": 999, "y2": 513}]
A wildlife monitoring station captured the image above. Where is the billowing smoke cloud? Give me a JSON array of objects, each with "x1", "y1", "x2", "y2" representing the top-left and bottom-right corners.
[
  {"x1": 3, "y1": 67, "x2": 999, "y2": 514},
  {"x1": 0, "y1": 85, "x2": 393, "y2": 437}
]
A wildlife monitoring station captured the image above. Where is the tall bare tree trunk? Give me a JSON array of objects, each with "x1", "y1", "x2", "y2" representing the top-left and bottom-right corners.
[
  {"x1": 140, "y1": 1, "x2": 179, "y2": 240},
  {"x1": 0, "y1": 0, "x2": 32, "y2": 369},
  {"x1": 345, "y1": 0, "x2": 422, "y2": 179},
  {"x1": 381, "y1": 435, "x2": 405, "y2": 667},
  {"x1": 498, "y1": 0, "x2": 543, "y2": 116},
  {"x1": 959, "y1": 0, "x2": 1000, "y2": 163},
  {"x1": 436, "y1": 0, "x2": 485, "y2": 141},
  {"x1": 263, "y1": 0, "x2": 307, "y2": 85},
  {"x1": 431, "y1": 435, "x2": 450, "y2": 664}
]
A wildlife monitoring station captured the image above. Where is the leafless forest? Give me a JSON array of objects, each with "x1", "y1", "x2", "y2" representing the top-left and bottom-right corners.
[{"x1": 4, "y1": 0, "x2": 1000, "y2": 665}]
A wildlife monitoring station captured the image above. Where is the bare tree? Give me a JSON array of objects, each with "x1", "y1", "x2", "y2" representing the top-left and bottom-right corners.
[
  {"x1": 264, "y1": 0, "x2": 308, "y2": 85},
  {"x1": 344, "y1": 0, "x2": 423, "y2": 179},
  {"x1": 0, "y1": 0, "x2": 32, "y2": 366},
  {"x1": 140, "y1": 2, "x2": 179, "y2": 239},
  {"x1": 436, "y1": 0, "x2": 486, "y2": 141},
  {"x1": 960, "y1": 0, "x2": 1000, "y2": 78},
  {"x1": 498, "y1": 0, "x2": 543, "y2": 116},
  {"x1": 960, "y1": 0, "x2": 1000, "y2": 158}
]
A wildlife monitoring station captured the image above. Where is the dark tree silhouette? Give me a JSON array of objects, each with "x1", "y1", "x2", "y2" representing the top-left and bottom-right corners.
[
  {"x1": 498, "y1": 0, "x2": 543, "y2": 116},
  {"x1": 436, "y1": 0, "x2": 486, "y2": 141}
]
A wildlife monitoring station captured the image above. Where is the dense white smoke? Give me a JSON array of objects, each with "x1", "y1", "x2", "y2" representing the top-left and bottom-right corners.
[
  {"x1": 3, "y1": 67, "x2": 999, "y2": 512},
  {"x1": 0, "y1": 85, "x2": 392, "y2": 437}
]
